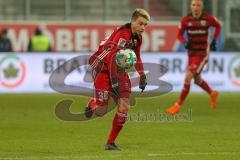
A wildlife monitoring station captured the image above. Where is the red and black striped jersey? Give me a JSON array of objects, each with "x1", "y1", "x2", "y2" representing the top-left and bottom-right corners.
[
  {"x1": 89, "y1": 23, "x2": 144, "y2": 78},
  {"x1": 178, "y1": 13, "x2": 221, "y2": 56}
]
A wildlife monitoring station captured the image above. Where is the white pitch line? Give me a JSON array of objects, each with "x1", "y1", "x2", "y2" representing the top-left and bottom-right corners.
[
  {"x1": 148, "y1": 151, "x2": 239, "y2": 157},
  {"x1": 0, "y1": 152, "x2": 238, "y2": 160},
  {"x1": 0, "y1": 154, "x2": 122, "y2": 160}
]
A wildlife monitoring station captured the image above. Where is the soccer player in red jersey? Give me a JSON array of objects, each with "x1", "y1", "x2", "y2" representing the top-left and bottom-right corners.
[
  {"x1": 84, "y1": 9, "x2": 150, "y2": 150},
  {"x1": 167, "y1": 0, "x2": 221, "y2": 115}
]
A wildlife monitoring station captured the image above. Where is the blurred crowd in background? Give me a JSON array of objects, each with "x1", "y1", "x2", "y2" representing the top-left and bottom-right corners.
[
  {"x1": 0, "y1": 0, "x2": 239, "y2": 52},
  {"x1": 0, "y1": 28, "x2": 51, "y2": 52}
]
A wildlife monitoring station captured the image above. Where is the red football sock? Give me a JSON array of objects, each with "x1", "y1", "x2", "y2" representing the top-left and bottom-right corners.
[
  {"x1": 197, "y1": 80, "x2": 212, "y2": 94},
  {"x1": 107, "y1": 112, "x2": 127, "y2": 144},
  {"x1": 178, "y1": 83, "x2": 190, "y2": 105}
]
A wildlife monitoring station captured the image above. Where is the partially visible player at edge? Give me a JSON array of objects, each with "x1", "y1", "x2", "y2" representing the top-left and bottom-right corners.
[
  {"x1": 167, "y1": 0, "x2": 221, "y2": 115},
  {"x1": 85, "y1": 9, "x2": 150, "y2": 150}
]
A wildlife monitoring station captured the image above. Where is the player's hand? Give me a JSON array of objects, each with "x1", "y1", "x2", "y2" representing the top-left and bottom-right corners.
[
  {"x1": 111, "y1": 77, "x2": 119, "y2": 96},
  {"x1": 185, "y1": 41, "x2": 191, "y2": 50},
  {"x1": 210, "y1": 40, "x2": 217, "y2": 51},
  {"x1": 139, "y1": 74, "x2": 147, "y2": 92}
]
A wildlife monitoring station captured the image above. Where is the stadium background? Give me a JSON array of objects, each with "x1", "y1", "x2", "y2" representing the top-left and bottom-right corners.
[
  {"x1": 0, "y1": 0, "x2": 240, "y2": 159},
  {"x1": 0, "y1": 0, "x2": 239, "y2": 52},
  {"x1": 0, "y1": 0, "x2": 239, "y2": 93}
]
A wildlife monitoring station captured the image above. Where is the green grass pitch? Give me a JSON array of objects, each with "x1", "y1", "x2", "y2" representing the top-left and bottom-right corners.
[{"x1": 0, "y1": 93, "x2": 240, "y2": 160}]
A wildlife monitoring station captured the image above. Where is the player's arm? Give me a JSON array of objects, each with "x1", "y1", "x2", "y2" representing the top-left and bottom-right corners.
[
  {"x1": 108, "y1": 31, "x2": 129, "y2": 78},
  {"x1": 135, "y1": 37, "x2": 147, "y2": 92},
  {"x1": 108, "y1": 31, "x2": 130, "y2": 94},
  {"x1": 109, "y1": 53, "x2": 119, "y2": 95},
  {"x1": 177, "y1": 18, "x2": 191, "y2": 50},
  {"x1": 177, "y1": 18, "x2": 187, "y2": 44},
  {"x1": 210, "y1": 16, "x2": 221, "y2": 41},
  {"x1": 135, "y1": 37, "x2": 144, "y2": 76},
  {"x1": 209, "y1": 15, "x2": 221, "y2": 51}
]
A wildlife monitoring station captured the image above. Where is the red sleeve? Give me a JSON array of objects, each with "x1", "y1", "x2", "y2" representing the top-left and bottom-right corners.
[
  {"x1": 177, "y1": 18, "x2": 187, "y2": 44},
  {"x1": 208, "y1": 15, "x2": 221, "y2": 41},
  {"x1": 109, "y1": 52, "x2": 118, "y2": 80},
  {"x1": 135, "y1": 36, "x2": 145, "y2": 76},
  {"x1": 108, "y1": 30, "x2": 130, "y2": 79}
]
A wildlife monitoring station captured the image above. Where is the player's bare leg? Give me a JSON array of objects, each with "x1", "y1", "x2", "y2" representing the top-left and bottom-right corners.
[
  {"x1": 194, "y1": 74, "x2": 219, "y2": 108},
  {"x1": 167, "y1": 70, "x2": 194, "y2": 114},
  {"x1": 105, "y1": 98, "x2": 129, "y2": 150}
]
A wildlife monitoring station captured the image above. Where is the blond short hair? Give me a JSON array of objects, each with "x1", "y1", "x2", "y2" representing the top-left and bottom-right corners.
[
  {"x1": 191, "y1": 0, "x2": 204, "y2": 4},
  {"x1": 131, "y1": 8, "x2": 150, "y2": 21}
]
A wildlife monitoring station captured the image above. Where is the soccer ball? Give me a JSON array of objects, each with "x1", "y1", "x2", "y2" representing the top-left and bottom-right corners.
[{"x1": 115, "y1": 49, "x2": 137, "y2": 69}]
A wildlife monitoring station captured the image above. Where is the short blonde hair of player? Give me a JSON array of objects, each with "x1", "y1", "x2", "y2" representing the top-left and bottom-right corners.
[
  {"x1": 191, "y1": 0, "x2": 204, "y2": 5},
  {"x1": 131, "y1": 8, "x2": 150, "y2": 21}
]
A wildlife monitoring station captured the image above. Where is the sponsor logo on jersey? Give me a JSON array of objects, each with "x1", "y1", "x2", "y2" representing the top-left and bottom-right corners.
[
  {"x1": 134, "y1": 39, "x2": 138, "y2": 46},
  {"x1": 118, "y1": 38, "x2": 127, "y2": 48},
  {"x1": 188, "y1": 30, "x2": 207, "y2": 34},
  {"x1": 200, "y1": 20, "x2": 207, "y2": 26},
  {"x1": 188, "y1": 22, "x2": 193, "y2": 26}
]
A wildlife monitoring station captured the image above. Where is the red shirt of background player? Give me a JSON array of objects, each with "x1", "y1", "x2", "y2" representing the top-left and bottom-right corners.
[
  {"x1": 167, "y1": 2, "x2": 222, "y2": 115},
  {"x1": 178, "y1": 13, "x2": 221, "y2": 57}
]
